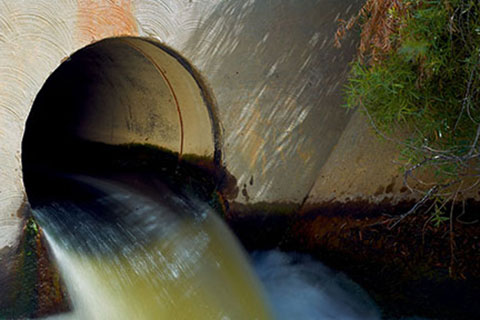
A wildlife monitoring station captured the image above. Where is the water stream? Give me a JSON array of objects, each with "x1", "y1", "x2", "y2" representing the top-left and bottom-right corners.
[
  {"x1": 31, "y1": 175, "x2": 400, "y2": 319},
  {"x1": 33, "y1": 175, "x2": 272, "y2": 319}
]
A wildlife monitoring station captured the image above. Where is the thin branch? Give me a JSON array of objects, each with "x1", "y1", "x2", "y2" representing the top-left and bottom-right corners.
[
  {"x1": 469, "y1": 123, "x2": 480, "y2": 156},
  {"x1": 448, "y1": 182, "x2": 461, "y2": 277},
  {"x1": 454, "y1": 66, "x2": 476, "y2": 131},
  {"x1": 388, "y1": 185, "x2": 438, "y2": 229}
]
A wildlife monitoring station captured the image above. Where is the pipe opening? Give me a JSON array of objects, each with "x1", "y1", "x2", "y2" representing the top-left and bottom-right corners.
[{"x1": 22, "y1": 37, "x2": 225, "y2": 206}]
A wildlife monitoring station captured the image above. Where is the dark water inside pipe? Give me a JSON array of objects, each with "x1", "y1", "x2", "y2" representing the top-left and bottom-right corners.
[{"x1": 30, "y1": 174, "x2": 423, "y2": 320}]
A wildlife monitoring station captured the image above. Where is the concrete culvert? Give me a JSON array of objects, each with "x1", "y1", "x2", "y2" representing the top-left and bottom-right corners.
[
  {"x1": 22, "y1": 37, "x2": 222, "y2": 203},
  {"x1": 14, "y1": 37, "x2": 242, "y2": 319}
]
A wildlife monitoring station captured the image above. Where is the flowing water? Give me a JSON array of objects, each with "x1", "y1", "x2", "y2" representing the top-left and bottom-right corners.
[
  {"x1": 33, "y1": 175, "x2": 273, "y2": 320},
  {"x1": 252, "y1": 251, "x2": 381, "y2": 320},
  {"x1": 31, "y1": 174, "x2": 404, "y2": 320}
]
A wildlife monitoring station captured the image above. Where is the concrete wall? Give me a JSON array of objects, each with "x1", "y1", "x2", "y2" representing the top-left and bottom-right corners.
[
  {"x1": 305, "y1": 111, "x2": 415, "y2": 206},
  {"x1": 0, "y1": 0, "x2": 364, "y2": 255}
]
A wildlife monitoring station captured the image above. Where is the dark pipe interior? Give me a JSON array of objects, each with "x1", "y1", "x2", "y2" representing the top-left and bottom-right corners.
[{"x1": 22, "y1": 38, "x2": 230, "y2": 208}]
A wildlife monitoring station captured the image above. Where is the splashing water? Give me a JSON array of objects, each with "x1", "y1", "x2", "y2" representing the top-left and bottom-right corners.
[
  {"x1": 32, "y1": 175, "x2": 424, "y2": 320},
  {"x1": 33, "y1": 175, "x2": 273, "y2": 320},
  {"x1": 252, "y1": 251, "x2": 381, "y2": 320}
]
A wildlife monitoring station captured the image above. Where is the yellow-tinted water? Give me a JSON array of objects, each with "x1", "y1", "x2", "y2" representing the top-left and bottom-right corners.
[{"x1": 35, "y1": 176, "x2": 273, "y2": 320}]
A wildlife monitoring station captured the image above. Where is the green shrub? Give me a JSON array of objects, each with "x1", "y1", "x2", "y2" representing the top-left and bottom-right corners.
[{"x1": 338, "y1": 0, "x2": 480, "y2": 201}]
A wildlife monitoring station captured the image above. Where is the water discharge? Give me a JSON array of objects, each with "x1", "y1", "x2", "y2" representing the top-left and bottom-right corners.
[
  {"x1": 33, "y1": 175, "x2": 273, "y2": 320},
  {"x1": 31, "y1": 175, "x2": 422, "y2": 320}
]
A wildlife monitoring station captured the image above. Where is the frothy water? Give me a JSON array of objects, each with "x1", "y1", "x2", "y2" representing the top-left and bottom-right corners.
[
  {"x1": 32, "y1": 175, "x2": 426, "y2": 319},
  {"x1": 252, "y1": 251, "x2": 381, "y2": 320}
]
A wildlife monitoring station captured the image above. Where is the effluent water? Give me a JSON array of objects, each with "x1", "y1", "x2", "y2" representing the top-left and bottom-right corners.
[{"x1": 31, "y1": 174, "x2": 384, "y2": 319}]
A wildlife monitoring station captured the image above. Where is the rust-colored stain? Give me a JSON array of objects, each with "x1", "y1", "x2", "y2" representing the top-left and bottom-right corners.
[{"x1": 76, "y1": 0, "x2": 138, "y2": 43}]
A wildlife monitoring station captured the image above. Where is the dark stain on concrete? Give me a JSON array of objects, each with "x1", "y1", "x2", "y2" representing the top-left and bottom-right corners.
[
  {"x1": 374, "y1": 185, "x2": 384, "y2": 196},
  {"x1": 385, "y1": 179, "x2": 395, "y2": 194},
  {"x1": 241, "y1": 184, "x2": 250, "y2": 202}
]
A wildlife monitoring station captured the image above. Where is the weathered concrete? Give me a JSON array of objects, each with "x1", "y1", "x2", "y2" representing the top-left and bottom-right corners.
[
  {"x1": 304, "y1": 110, "x2": 480, "y2": 207},
  {"x1": 0, "y1": 0, "x2": 362, "y2": 253},
  {"x1": 2, "y1": 3, "x2": 480, "y2": 317},
  {"x1": 305, "y1": 110, "x2": 412, "y2": 205}
]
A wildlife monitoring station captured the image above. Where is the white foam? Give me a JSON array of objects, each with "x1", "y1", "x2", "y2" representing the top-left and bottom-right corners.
[{"x1": 252, "y1": 250, "x2": 381, "y2": 320}]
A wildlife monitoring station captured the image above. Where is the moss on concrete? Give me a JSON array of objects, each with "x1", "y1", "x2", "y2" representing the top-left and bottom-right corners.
[{"x1": 0, "y1": 217, "x2": 69, "y2": 319}]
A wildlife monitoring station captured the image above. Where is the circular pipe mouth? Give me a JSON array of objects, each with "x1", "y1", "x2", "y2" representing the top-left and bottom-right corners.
[{"x1": 22, "y1": 37, "x2": 225, "y2": 205}]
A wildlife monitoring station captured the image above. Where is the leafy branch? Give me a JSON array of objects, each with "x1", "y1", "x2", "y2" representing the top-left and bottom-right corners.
[{"x1": 336, "y1": 0, "x2": 480, "y2": 225}]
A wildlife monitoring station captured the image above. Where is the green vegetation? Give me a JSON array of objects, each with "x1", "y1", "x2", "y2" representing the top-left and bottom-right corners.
[
  {"x1": 1, "y1": 217, "x2": 40, "y2": 318},
  {"x1": 337, "y1": 0, "x2": 480, "y2": 220}
]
